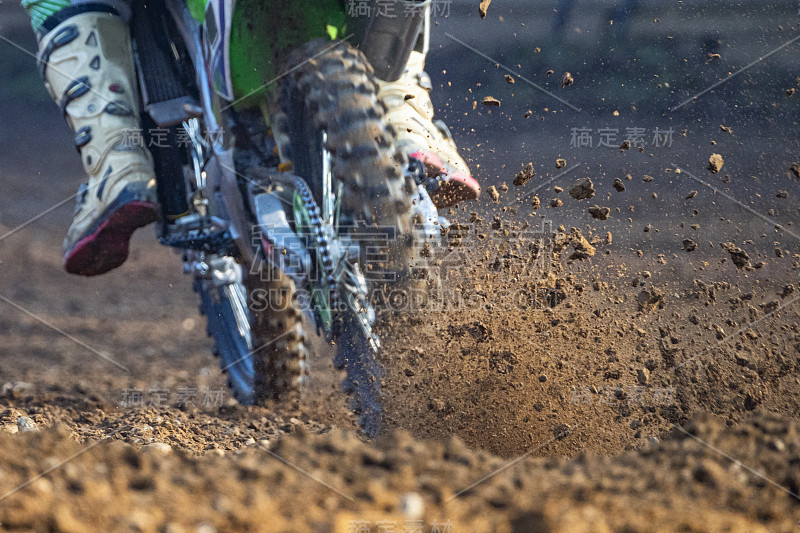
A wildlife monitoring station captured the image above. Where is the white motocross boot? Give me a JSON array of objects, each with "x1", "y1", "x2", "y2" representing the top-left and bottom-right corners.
[
  {"x1": 37, "y1": 10, "x2": 159, "y2": 276},
  {"x1": 378, "y1": 50, "x2": 480, "y2": 208}
]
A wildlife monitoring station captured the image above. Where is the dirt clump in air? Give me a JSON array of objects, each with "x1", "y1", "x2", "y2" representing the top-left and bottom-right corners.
[
  {"x1": 721, "y1": 241, "x2": 753, "y2": 270},
  {"x1": 513, "y1": 163, "x2": 534, "y2": 186},
  {"x1": 568, "y1": 177, "x2": 595, "y2": 200},
  {"x1": 479, "y1": 0, "x2": 491, "y2": 18},
  {"x1": 588, "y1": 205, "x2": 611, "y2": 220},
  {"x1": 555, "y1": 228, "x2": 596, "y2": 260},
  {"x1": 708, "y1": 153, "x2": 724, "y2": 173}
]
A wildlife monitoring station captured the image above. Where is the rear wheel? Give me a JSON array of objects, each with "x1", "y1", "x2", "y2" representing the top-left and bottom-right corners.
[{"x1": 271, "y1": 39, "x2": 419, "y2": 435}]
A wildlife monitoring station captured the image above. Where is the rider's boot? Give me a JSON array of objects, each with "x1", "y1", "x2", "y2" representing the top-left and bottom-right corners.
[
  {"x1": 37, "y1": 9, "x2": 159, "y2": 276},
  {"x1": 378, "y1": 51, "x2": 480, "y2": 209}
]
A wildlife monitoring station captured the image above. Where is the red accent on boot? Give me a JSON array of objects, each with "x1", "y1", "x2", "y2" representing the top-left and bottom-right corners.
[{"x1": 64, "y1": 201, "x2": 158, "y2": 276}]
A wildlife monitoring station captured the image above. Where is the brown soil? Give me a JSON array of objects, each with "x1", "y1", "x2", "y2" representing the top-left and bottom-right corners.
[{"x1": 1, "y1": 412, "x2": 799, "y2": 532}]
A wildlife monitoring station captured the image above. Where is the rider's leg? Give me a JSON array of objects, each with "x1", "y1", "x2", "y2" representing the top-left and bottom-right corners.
[
  {"x1": 23, "y1": 0, "x2": 158, "y2": 276},
  {"x1": 376, "y1": 3, "x2": 480, "y2": 208}
]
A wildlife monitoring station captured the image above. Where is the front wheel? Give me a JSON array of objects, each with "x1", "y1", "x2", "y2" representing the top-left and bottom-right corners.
[{"x1": 195, "y1": 254, "x2": 309, "y2": 406}]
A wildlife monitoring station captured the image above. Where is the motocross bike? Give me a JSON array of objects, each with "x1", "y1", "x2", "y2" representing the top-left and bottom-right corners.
[{"x1": 132, "y1": 0, "x2": 440, "y2": 436}]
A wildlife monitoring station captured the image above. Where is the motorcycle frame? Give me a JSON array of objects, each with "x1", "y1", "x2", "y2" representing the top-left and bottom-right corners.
[{"x1": 165, "y1": 0, "x2": 255, "y2": 265}]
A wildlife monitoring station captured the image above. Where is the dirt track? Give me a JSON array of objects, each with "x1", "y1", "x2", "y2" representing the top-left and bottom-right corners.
[
  {"x1": 2, "y1": 197, "x2": 800, "y2": 531},
  {"x1": 3, "y1": 0, "x2": 800, "y2": 531}
]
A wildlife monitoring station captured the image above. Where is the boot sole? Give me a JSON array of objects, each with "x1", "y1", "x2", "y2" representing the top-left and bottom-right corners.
[
  {"x1": 64, "y1": 201, "x2": 159, "y2": 276},
  {"x1": 410, "y1": 150, "x2": 481, "y2": 208}
]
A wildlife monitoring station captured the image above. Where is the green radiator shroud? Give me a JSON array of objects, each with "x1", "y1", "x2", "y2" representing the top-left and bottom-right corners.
[{"x1": 187, "y1": 0, "x2": 348, "y2": 108}]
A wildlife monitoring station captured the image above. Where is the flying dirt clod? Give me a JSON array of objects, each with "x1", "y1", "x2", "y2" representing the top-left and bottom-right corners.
[
  {"x1": 513, "y1": 163, "x2": 535, "y2": 186},
  {"x1": 568, "y1": 178, "x2": 595, "y2": 200},
  {"x1": 479, "y1": 0, "x2": 491, "y2": 19},
  {"x1": 707, "y1": 153, "x2": 724, "y2": 174}
]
